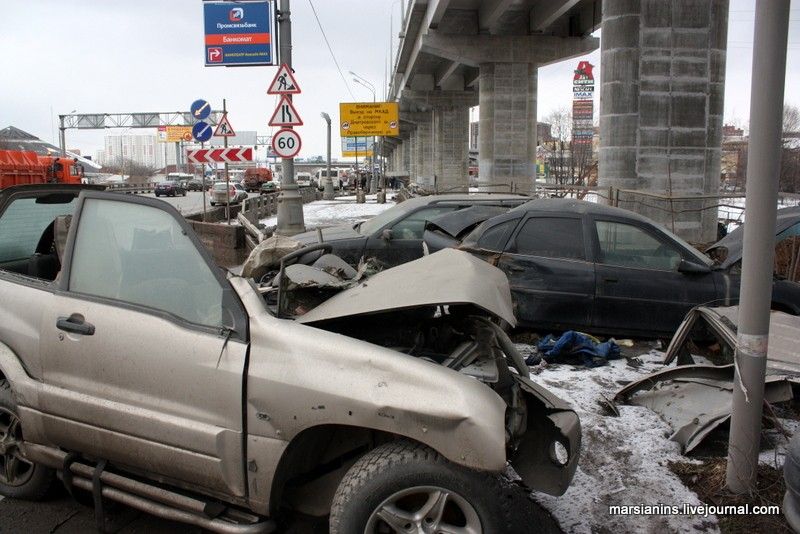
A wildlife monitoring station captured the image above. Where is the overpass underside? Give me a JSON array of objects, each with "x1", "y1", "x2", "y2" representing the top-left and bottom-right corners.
[{"x1": 387, "y1": 0, "x2": 729, "y2": 243}]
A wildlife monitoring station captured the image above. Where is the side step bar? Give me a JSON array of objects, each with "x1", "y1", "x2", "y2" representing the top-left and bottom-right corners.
[{"x1": 23, "y1": 443, "x2": 276, "y2": 534}]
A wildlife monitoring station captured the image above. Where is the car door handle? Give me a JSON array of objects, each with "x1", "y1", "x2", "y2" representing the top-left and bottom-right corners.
[
  {"x1": 506, "y1": 265, "x2": 525, "y2": 273},
  {"x1": 603, "y1": 278, "x2": 619, "y2": 283},
  {"x1": 57, "y1": 315, "x2": 95, "y2": 336}
]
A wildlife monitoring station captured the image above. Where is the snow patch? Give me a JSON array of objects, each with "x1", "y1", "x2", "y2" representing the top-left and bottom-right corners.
[{"x1": 259, "y1": 194, "x2": 395, "y2": 229}]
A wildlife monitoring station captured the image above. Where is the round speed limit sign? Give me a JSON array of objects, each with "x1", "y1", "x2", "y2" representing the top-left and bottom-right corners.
[{"x1": 271, "y1": 128, "x2": 302, "y2": 158}]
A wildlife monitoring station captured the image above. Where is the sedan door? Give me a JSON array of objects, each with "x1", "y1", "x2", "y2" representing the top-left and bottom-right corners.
[
  {"x1": 496, "y1": 216, "x2": 595, "y2": 331},
  {"x1": 590, "y1": 217, "x2": 719, "y2": 337},
  {"x1": 37, "y1": 192, "x2": 250, "y2": 497}
]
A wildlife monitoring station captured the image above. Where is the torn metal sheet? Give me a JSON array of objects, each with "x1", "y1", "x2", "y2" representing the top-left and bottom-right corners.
[
  {"x1": 615, "y1": 364, "x2": 794, "y2": 453},
  {"x1": 296, "y1": 248, "x2": 516, "y2": 327},
  {"x1": 663, "y1": 305, "x2": 800, "y2": 379},
  {"x1": 241, "y1": 234, "x2": 302, "y2": 280}
]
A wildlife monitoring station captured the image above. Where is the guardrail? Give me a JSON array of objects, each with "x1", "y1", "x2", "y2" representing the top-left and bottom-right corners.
[
  {"x1": 104, "y1": 182, "x2": 157, "y2": 194},
  {"x1": 237, "y1": 187, "x2": 323, "y2": 249}
]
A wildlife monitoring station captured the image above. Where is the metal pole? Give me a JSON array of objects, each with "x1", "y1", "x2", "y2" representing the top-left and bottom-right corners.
[
  {"x1": 224, "y1": 98, "x2": 230, "y2": 225},
  {"x1": 725, "y1": 0, "x2": 790, "y2": 494},
  {"x1": 321, "y1": 113, "x2": 335, "y2": 200},
  {"x1": 201, "y1": 141, "x2": 207, "y2": 221},
  {"x1": 58, "y1": 115, "x2": 66, "y2": 157},
  {"x1": 275, "y1": 0, "x2": 306, "y2": 236},
  {"x1": 174, "y1": 142, "x2": 180, "y2": 174}
]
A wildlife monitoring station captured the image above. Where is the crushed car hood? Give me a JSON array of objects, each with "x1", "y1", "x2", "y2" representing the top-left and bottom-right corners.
[
  {"x1": 288, "y1": 224, "x2": 364, "y2": 246},
  {"x1": 296, "y1": 248, "x2": 516, "y2": 326},
  {"x1": 707, "y1": 206, "x2": 800, "y2": 268}
]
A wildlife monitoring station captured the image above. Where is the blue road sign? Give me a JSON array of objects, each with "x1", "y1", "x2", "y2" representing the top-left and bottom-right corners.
[
  {"x1": 192, "y1": 121, "x2": 213, "y2": 143},
  {"x1": 203, "y1": 1, "x2": 272, "y2": 67},
  {"x1": 190, "y1": 99, "x2": 211, "y2": 121}
]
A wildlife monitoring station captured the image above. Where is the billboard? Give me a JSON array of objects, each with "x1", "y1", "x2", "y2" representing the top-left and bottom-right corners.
[
  {"x1": 341, "y1": 137, "x2": 373, "y2": 158},
  {"x1": 572, "y1": 61, "x2": 595, "y2": 146},
  {"x1": 339, "y1": 102, "x2": 399, "y2": 137},
  {"x1": 157, "y1": 126, "x2": 193, "y2": 143},
  {"x1": 203, "y1": 1, "x2": 273, "y2": 67}
]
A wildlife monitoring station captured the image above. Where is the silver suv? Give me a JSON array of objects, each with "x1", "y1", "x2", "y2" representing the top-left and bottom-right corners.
[{"x1": 0, "y1": 184, "x2": 580, "y2": 533}]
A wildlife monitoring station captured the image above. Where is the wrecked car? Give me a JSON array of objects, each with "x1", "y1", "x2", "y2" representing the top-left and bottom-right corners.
[
  {"x1": 614, "y1": 305, "x2": 800, "y2": 453},
  {"x1": 287, "y1": 193, "x2": 528, "y2": 268},
  {"x1": 439, "y1": 198, "x2": 800, "y2": 337},
  {"x1": 0, "y1": 184, "x2": 579, "y2": 533}
]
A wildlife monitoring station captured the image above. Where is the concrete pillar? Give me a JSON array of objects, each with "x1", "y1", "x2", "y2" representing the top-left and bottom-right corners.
[
  {"x1": 478, "y1": 63, "x2": 538, "y2": 193},
  {"x1": 408, "y1": 131, "x2": 417, "y2": 180},
  {"x1": 599, "y1": 0, "x2": 728, "y2": 242},
  {"x1": 414, "y1": 114, "x2": 434, "y2": 187},
  {"x1": 433, "y1": 106, "x2": 470, "y2": 192}
]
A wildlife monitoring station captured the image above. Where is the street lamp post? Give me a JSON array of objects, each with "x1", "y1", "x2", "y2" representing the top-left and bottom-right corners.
[
  {"x1": 320, "y1": 112, "x2": 335, "y2": 200},
  {"x1": 351, "y1": 73, "x2": 379, "y2": 195}
]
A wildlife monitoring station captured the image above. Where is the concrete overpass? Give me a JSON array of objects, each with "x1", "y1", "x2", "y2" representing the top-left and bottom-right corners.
[{"x1": 385, "y1": 0, "x2": 730, "y2": 242}]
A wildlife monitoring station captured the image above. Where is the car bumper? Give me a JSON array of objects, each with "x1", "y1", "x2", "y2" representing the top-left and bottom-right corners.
[{"x1": 508, "y1": 375, "x2": 581, "y2": 496}]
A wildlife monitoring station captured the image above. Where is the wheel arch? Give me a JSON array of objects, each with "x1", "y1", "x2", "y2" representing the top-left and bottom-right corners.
[{"x1": 268, "y1": 424, "x2": 422, "y2": 518}]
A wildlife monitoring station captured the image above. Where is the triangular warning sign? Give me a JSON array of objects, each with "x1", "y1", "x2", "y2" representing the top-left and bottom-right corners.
[
  {"x1": 213, "y1": 114, "x2": 236, "y2": 137},
  {"x1": 268, "y1": 95, "x2": 303, "y2": 127},
  {"x1": 267, "y1": 64, "x2": 301, "y2": 95}
]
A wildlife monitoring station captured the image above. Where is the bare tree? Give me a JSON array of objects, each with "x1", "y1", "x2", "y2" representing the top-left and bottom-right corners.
[{"x1": 541, "y1": 107, "x2": 596, "y2": 195}]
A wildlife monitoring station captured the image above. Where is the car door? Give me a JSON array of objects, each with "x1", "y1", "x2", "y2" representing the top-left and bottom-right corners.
[
  {"x1": 590, "y1": 217, "x2": 718, "y2": 336},
  {"x1": 37, "y1": 192, "x2": 250, "y2": 497},
  {"x1": 365, "y1": 205, "x2": 460, "y2": 267},
  {"x1": 496, "y1": 215, "x2": 594, "y2": 331}
]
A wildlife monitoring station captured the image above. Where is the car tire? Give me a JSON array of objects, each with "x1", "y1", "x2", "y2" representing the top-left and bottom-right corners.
[
  {"x1": 329, "y1": 440, "x2": 553, "y2": 534},
  {"x1": 0, "y1": 380, "x2": 55, "y2": 501}
]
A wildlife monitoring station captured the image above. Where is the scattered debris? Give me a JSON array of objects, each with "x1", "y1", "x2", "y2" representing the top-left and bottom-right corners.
[{"x1": 535, "y1": 331, "x2": 621, "y2": 368}]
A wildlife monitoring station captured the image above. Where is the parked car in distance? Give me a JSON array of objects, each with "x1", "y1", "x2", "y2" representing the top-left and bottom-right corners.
[
  {"x1": 295, "y1": 172, "x2": 313, "y2": 187},
  {"x1": 260, "y1": 181, "x2": 278, "y2": 194},
  {"x1": 288, "y1": 194, "x2": 530, "y2": 267},
  {"x1": 442, "y1": 198, "x2": 800, "y2": 337},
  {"x1": 0, "y1": 184, "x2": 579, "y2": 533},
  {"x1": 210, "y1": 182, "x2": 248, "y2": 206},
  {"x1": 181, "y1": 179, "x2": 204, "y2": 191},
  {"x1": 154, "y1": 180, "x2": 186, "y2": 197}
]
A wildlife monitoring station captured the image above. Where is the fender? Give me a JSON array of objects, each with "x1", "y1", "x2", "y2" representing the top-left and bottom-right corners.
[
  {"x1": 0, "y1": 340, "x2": 43, "y2": 408},
  {"x1": 231, "y1": 278, "x2": 509, "y2": 471}
]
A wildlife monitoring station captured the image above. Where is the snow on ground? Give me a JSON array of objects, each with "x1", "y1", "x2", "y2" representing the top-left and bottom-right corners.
[
  {"x1": 520, "y1": 347, "x2": 721, "y2": 533},
  {"x1": 259, "y1": 194, "x2": 396, "y2": 229}
]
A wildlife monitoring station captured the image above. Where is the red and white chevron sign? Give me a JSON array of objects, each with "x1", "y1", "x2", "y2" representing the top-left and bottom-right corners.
[{"x1": 186, "y1": 147, "x2": 253, "y2": 164}]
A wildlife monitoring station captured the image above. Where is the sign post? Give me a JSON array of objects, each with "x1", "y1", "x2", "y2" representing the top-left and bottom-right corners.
[{"x1": 271, "y1": 2, "x2": 305, "y2": 236}]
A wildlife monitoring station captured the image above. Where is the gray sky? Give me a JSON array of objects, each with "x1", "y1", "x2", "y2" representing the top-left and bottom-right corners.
[{"x1": 1, "y1": 0, "x2": 798, "y2": 160}]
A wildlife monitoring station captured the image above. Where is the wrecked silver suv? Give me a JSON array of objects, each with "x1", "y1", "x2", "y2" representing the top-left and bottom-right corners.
[{"x1": 0, "y1": 185, "x2": 580, "y2": 533}]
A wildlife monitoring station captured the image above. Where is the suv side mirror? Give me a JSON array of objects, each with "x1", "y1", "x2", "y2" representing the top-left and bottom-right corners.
[
  {"x1": 678, "y1": 258, "x2": 711, "y2": 274},
  {"x1": 381, "y1": 229, "x2": 393, "y2": 241}
]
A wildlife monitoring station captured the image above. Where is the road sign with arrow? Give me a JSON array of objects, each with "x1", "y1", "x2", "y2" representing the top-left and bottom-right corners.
[{"x1": 190, "y1": 99, "x2": 211, "y2": 120}]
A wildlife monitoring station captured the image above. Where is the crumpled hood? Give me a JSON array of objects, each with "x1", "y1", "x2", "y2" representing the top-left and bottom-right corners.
[
  {"x1": 289, "y1": 224, "x2": 364, "y2": 246},
  {"x1": 707, "y1": 206, "x2": 800, "y2": 268},
  {"x1": 296, "y1": 248, "x2": 516, "y2": 326}
]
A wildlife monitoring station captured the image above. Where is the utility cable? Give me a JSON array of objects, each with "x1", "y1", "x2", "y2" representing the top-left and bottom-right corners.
[{"x1": 307, "y1": 0, "x2": 356, "y2": 100}]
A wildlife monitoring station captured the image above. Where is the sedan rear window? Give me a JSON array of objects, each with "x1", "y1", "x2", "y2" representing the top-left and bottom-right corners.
[{"x1": 511, "y1": 217, "x2": 585, "y2": 260}]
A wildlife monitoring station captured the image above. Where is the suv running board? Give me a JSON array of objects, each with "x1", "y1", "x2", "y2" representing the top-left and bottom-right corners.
[{"x1": 22, "y1": 443, "x2": 276, "y2": 534}]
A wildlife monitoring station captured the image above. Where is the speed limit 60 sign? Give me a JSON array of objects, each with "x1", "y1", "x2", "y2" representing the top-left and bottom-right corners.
[{"x1": 271, "y1": 128, "x2": 302, "y2": 158}]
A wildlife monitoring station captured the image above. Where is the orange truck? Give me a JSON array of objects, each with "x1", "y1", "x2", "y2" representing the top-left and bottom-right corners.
[
  {"x1": 242, "y1": 167, "x2": 273, "y2": 192},
  {"x1": 0, "y1": 150, "x2": 84, "y2": 189}
]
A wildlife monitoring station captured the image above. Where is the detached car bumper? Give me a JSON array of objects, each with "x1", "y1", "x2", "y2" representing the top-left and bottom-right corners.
[{"x1": 509, "y1": 375, "x2": 581, "y2": 496}]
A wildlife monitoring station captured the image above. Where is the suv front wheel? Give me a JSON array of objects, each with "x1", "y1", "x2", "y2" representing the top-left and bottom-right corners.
[
  {"x1": 329, "y1": 440, "x2": 553, "y2": 534},
  {"x1": 0, "y1": 380, "x2": 54, "y2": 500}
]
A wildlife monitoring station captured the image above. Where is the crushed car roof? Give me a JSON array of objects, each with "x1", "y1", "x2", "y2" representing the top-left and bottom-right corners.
[{"x1": 296, "y1": 248, "x2": 516, "y2": 326}]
